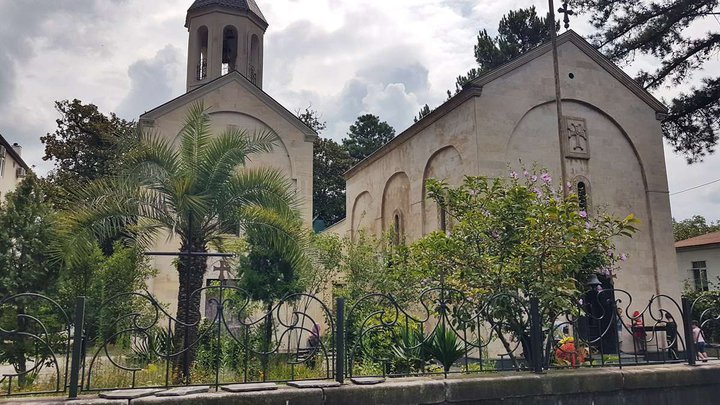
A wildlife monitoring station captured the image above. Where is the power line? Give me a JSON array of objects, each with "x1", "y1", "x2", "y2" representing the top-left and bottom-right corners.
[{"x1": 670, "y1": 177, "x2": 720, "y2": 196}]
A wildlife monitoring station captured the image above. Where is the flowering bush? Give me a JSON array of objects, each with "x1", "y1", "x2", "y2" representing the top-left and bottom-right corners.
[{"x1": 412, "y1": 167, "x2": 638, "y2": 365}]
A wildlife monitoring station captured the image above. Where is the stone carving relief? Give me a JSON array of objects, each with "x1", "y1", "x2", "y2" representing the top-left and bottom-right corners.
[{"x1": 564, "y1": 116, "x2": 589, "y2": 159}]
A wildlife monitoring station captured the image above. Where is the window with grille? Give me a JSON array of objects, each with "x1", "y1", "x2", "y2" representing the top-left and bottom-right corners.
[{"x1": 691, "y1": 261, "x2": 709, "y2": 292}]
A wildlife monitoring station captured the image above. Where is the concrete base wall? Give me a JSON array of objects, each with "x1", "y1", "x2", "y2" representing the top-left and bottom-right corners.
[{"x1": 6, "y1": 364, "x2": 720, "y2": 405}]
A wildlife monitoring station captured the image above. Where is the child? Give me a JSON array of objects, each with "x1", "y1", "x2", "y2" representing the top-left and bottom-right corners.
[{"x1": 692, "y1": 320, "x2": 709, "y2": 362}]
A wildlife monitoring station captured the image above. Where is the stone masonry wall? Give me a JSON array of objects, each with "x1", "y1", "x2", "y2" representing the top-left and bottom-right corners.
[{"x1": 8, "y1": 364, "x2": 720, "y2": 405}]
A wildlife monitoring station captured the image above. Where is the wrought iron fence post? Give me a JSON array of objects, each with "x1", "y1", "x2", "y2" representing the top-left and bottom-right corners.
[
  {"x1": 335, "y1": 297, "x2": 345, "y2": 384},
  {"x1": 68, "y1": 296, "x2": 86, "y2": 399},
  {"x1": 681, "y1": 297, "x2": 696, "y2": 366},
  {"x1": 529, "y1": 296, "x2": 543, "y2": 373}
]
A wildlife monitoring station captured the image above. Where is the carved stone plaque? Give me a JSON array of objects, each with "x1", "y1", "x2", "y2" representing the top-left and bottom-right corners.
[{"x1": 564, "y1": 116, "x2": 589, "y2": 159}]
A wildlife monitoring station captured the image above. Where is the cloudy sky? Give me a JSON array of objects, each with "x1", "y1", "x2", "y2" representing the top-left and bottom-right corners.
[{"x1": 0, "y1": 0, "x2": 718, "y2": 222}]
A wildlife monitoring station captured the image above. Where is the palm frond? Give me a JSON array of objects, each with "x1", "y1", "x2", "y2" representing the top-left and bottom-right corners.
[
  {"x1": 176, "y1": 102, "x2": 212, "y2": 181},
  {"x1": 129, "y1": 130, "x2": 181, "y2": 186},
  {"x1": 198, "y1": 128, "x2": 278, "y2": 193},
  {"x1": 61, "y1": 176, "x2": 176, "y2": 249},
  {"x1": 218, "y1": 167, "x2": 299, "y2": 218},
  {"x1": 238, "y1": 205, "x2": 310, "y2": 274}
]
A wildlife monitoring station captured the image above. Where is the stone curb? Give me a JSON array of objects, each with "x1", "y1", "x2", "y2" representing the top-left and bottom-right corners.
[{"x1": 3, "y1": 364, "x2": 720, "y2": 405}]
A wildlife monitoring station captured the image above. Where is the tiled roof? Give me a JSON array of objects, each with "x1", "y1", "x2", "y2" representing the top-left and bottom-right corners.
[
  {"x1": 675, "y1": 231, "x2": 720, "y2": 249},
  {"x1": 187, "y1": 0, "x2": 266, "y2": 23}
]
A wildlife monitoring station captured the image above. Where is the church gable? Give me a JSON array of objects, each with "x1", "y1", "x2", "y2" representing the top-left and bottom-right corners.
[
  {"x1": 139, "y1": 72, "x2": 316, "y2": 142},
  {"x1": 470, "y1": 30, "x2": 666, "y2": 115}
]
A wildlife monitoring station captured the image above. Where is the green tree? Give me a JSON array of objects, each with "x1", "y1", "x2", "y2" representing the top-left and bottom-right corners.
[
  {"x1": 0, "y1": 174, "x2": 57, "y2": 387},
  {"x1": 295, "y1": 107, "x2": 353, "y2": 226},
  {"x1": 40, "y1": 99, "x2": 137, "y2": 208},
  {"x1": 59, "y1": 103, "x2": 306, "y2": 381},
  {"x1": 571, "y1": 0, "x2": 720, "y2": 162},
  {"x1": 455, "y1": 7, "x2": 557, "y2": 92},
  {"x1": 343, "y1": 114, "x2": 396, "y2": 162},
  {"x1": 57, "y1": 242, "x2": 156, "y2": 343},
  {"x1": 296, "y1": 105, "x2": 327, "y2": 133},
  {"x1": 312, "y1": 138, "x2": 353, "y2": 225},
  {"x1": 673, "y1": 215, "x2": 720, "y2": 241},
  {"x1": 414, "y1": 169, "x2": 637, "y2": 366}
]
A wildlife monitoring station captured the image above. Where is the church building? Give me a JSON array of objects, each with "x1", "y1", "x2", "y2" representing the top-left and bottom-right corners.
[
  {"x1": 138, "y1": 0, "x2": 316, "y2": 309},
  {"x1": 328, "y1": 31, "x2": 680, "y2": 304},
  {"x1": 139, "y1": 0, "x2": 680, "y2": 309}
]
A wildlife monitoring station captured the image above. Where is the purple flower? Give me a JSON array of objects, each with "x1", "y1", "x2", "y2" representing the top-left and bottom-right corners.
[
  {"x1": 566, "y1": 182, "x2": 573, "y2": 190},
  {"x1": 584, "y1": 221, "x2": 592, "y2": 230},
  {"x1": 533, "y1": 187, "x2": 542, "y2": 198},
  {"x1": 540, "y1": 173, "x2": 552, "y2": 183},
  {"x1": 510, "y1": 171, "x2": 518, "y2": 179},
  {"x1": 530, "y1": 175, "x2": 538, "y2": 183},
  {"x1": 619, "y1": 253, "x2": 628, "y2": 262},
  {"x1": 579, "y1": 210, "x2": 587, "y2": 218},
  {"x1": 523, "y1": 170, "x2": 529, "y2": 177},
  {"x1": 469, "y1": 189, "x2": 478, "y2": 196}
]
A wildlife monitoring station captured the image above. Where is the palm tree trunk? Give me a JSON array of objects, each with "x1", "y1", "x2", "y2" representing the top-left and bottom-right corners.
[{"x1": 171, "y1": 238, "x2": 207, "y2": 384}]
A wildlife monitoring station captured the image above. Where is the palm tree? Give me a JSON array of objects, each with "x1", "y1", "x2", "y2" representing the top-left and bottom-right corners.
[{"x1": 59, "y1": 103, "x2": 307, "y2": 381}]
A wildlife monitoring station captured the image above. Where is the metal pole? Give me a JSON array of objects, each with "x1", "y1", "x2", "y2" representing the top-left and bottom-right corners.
[
  {"x1": 681, "y1": 297, "x2": 696, "y2": 365},
  {"x1": 335, "y1": 298, "x2": 345, "y2": 384},
  {"x1": 530, "y1": 297, "x2": 544, "y2": 373},
  {"x1": 531, "y1": 297, "x2": 544, "y2": 373},
  {"x1": 68, "y1": 297, "x2": 86, "y2": 399},
  {"x1": 548, "y1": 0, "x2": 568, "y2": 196}
]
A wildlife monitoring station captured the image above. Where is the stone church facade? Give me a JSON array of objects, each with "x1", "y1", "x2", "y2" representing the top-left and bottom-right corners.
[
  {"x1": 138, "y1": 0, "x2": 316, "y2": 309},
  {"x1": 329, "y1": 31, "x2": 680, "y2": 304},
  {"x1": 139, "y1": 0, "x2": 680, "y2": 309}
]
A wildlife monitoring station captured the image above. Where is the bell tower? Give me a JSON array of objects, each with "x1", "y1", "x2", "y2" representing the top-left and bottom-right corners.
[{"x1": 185, "y1": 0, "x2": 268, "y2": 91}]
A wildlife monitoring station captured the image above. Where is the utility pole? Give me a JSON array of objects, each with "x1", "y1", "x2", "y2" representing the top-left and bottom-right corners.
[{"x1": 548, "y1": 0, "x2": 574, "y2": 197}]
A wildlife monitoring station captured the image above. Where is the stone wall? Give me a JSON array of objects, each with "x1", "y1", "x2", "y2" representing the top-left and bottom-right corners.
[{"x1": 13, "y1": 364, "x2": 720, "y2": 405}]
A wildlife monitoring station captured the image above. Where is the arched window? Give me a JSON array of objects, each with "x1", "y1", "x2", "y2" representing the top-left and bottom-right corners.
[
  {"x1": 222, "y1": 26, "x2": 238, "y2": 75},
  {"x1": 249, "y1": 34, "x2": 260, "y2": 84},
  {"x1": 197, "y1": 26, "x2": 208, "y2": 80},
  {"x1": 393, "y1": 211, "x2": 404, "y2": 245},
  {"x1": 578, "y1": 181, "x2": 588, "y2": 212}
]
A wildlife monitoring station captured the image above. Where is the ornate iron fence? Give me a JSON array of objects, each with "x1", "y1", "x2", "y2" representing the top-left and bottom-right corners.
[{"x1": 1, "y1": 284, "x2": 718, "y2": 399}]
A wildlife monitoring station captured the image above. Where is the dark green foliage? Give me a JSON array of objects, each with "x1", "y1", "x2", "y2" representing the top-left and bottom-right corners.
[
  {"x1": 238, "y1": 232, "x2": 305, "y2": 305},
  {"x1": 673, "y1": 215, "x2": 720, "y2": 241},
  {"x1": 312, "y1": 138, "x2": 353, "y2": 225},
  {"x1": 455, "y1": 7, "x2": 556, "y2": 92},
  {"x1": 571, "y1": 0, "x2": 720, "y2": 162},
  {"x1": 343, "y1": 114, "x2": 396, "y2": 162},
  {"x1": 0, "y1": 174, "x2": 57, "y2": 388},
  {"x1": 40, "y1": 99, "x2": 137, "y2": 208},
  {"x1": 57, "y1": 242, "x2": 156, "y2": 343},
  {"x1": 0, "y1": 174, "x2": 56, "y2": 297},
  {"x1": 390, "y1": 326, "x2": 432, "y2": 373}
]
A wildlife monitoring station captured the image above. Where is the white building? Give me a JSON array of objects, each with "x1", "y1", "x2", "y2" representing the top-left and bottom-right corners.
[
  {"x1": 0, "y1": 134, "x2": 30, "y2": 199},
  {"x1": 676, "y1": 232, "x2": 720, "y2": 292}
]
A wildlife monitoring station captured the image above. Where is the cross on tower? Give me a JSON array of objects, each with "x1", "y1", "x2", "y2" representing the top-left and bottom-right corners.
[{"x1": 557, "y1": 1, "x2": 575, "y2": 29}]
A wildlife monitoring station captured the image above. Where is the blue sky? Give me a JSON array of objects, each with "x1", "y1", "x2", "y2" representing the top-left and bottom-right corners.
[{"x1": 0, "y1": 0, "x2": 717, "y2": 222}]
